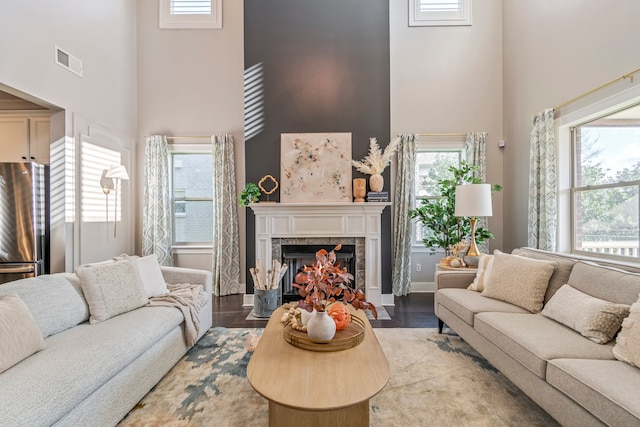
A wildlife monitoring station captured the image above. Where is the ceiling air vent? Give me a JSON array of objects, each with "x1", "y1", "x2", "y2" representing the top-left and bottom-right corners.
[{"x1": 55, "y1": 45, "x2": 83, "y2": 77}]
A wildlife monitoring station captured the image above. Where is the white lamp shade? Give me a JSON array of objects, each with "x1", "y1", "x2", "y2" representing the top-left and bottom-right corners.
[
  {"x1": 455, "y1": 184, "x2": 492, "y2": 217},
  {"x1": 105, "y1": 164, "x2": 129, "y2": 181}
]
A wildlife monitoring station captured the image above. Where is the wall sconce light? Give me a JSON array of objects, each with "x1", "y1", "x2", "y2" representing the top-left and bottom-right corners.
[{"x1": 105, "y1": 164, "x2": 129, "y2": 238}]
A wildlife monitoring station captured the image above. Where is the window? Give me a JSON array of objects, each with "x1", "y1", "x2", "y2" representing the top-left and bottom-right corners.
[
  {"x1": 409, "y1": 0, "x2": 472, "y2": 27},
  {"x1": 171, "y1": 152, "x2": 213, "y2": 244},
  {"x1": 414, "y1": 149, "x2": 463, "y2": 245},
  {"x1": 159, "y1": 0, "x2": 222, "y2": 29},
  {"x1": 571, "y1": 103, "x2": 640, "y2": 259},
  {"x1": 80, "y1": 139, "x2": 122, "y2": 223}
]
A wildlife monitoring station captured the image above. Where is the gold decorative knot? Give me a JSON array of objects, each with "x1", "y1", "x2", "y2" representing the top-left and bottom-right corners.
[{"x1": 258, "y1": 175, "x2": 279, "y2": 195}]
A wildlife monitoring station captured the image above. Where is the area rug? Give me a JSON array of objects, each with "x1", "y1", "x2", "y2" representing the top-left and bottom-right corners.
[{"x1": 118, "y1": 327, "x2": 559, "y2": 427}]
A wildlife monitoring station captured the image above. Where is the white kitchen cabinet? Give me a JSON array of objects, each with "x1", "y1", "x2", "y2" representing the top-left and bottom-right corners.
[{"x1": 0, "y1": 115, "x2": 50, "y2": 164}]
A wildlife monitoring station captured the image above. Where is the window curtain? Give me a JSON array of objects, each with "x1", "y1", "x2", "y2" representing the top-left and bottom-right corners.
[
  {"x1": 465, "y1": 132, "x2": 489, "y2": 253},
  {"x1": 212, "y1": 134, "x2": 241, "y2": 296},
  {"x1": 392, "y1": 134, "x2": 416, "y2": 296},
  {"x1": 142, "y1": 135, "x2": 174, "y2": 266},
  {"x1": 528, "y1": 109, "x2": 557, "y2": 251}
]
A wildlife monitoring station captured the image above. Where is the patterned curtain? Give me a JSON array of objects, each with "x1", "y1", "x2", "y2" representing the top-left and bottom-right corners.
[
  {"x1": 142, "y1": 135, "x2": 174, "y2": 266},
  {"x1": 528, "y1": 109, "x2": 557, "y2": 251},
  {"x1": 465, "y1": 132, "x2": 489, "y2": 253},
  {"x1": 212, "y1": 134, "x2": 241, "y2": 296},
  {"x1": 392, "y1": 134, "x2": 416, "y2": 296}
]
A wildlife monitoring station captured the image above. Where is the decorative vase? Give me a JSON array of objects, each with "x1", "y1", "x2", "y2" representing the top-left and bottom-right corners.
[
  {"x1": 306, "y1": 310, "x2": 336, "y2": 341},
  {"x1": 300, "y1": 308, "x2": 315, "y2": 326},
  {"x1": 353, "y1": 178, "x2": 366, "y2": 202},
  {"x1": 369, "y1": 173, "x2": 384, "y2": 192}
]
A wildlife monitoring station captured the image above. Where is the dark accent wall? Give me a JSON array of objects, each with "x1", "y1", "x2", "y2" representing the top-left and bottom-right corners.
[{"x1": 244, "y1": 0, "x2": 391, "y2": 294}]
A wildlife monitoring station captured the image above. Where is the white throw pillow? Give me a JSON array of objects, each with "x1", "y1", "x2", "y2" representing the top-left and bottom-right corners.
[
  {"x1": 482, "y1": 250, "x2": 557, "y2": 313},
  {"x1": 0, "y1": 293, "x2": 46, "y2": 373},
  {"x1": 468, "y1": 255, "x2": 493, "y2": 292},
  {"x1": 613, "y1": 293, "x2": 640, "y2": 368},
  {"x1": 542, "y1": 284, "x2": 630, "y2": 344},
  {"x1": 131, "y1": 255, "x2": 168, "y2": 298},
  {"x1": 76, "y1": 260, "x2": 148, "y2": 324}
]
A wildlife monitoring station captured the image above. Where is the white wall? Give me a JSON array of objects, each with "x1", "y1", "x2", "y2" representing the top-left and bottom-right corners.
[
  {"x1": 502, "y1": 0, "x2": 640, "y2": 251},
  {"x1": 390, "y1": 0, "x2": 504, "y2": 288},
  {"x1": 135, "y1": 0, "x2": 245, "y2": 280},
  {"x1": 0, "y1": 0, "x2": 138, "y2": 269}
]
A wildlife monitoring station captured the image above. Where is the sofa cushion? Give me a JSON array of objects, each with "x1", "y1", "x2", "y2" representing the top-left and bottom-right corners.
[
  {"x1": 547, "y1": 358, "x2": 640, "y2": 426},
  {"x1": 131, "y1": 255, "x2": 169, "y2": 298},
  {"x1": 0, "y1": 293, "x2": 46, "y2": 374},
  {"x1": 0, "y1": 305, "x2": 184, "y2": 426},
  {"x1": 474, "y1": 312, "x2": 615, "y2": 379},
  {"x1": 512, "y1": 248, "x2": 576, "y2": 302},
  {"x1": 567, "y1": 261, "x2": 640, "y2": 305},
  {"x1": 613, "y1": 294, "x2": 640, "y2": 368},
  {"x1": 482, "y1": 250, "x2": 557, "y2": 313},
  {"x1": 76, "y1": 260, "x2": 148, "y2": 324},
  {"x1": 0, "y1": 273, "x2": 89, "y2": 338},
  {"x1": 437, "y1": 288, "x2": 529, "y2": 326},
  {"x1": 468, "y1": 254, "x2": 493, "y2": 292},
  {"x1": 542, "y1": 284, "x2": 630, "y2": 344}
]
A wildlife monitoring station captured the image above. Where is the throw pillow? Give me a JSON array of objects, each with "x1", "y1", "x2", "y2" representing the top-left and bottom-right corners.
[
  {"x1": 482, "y1": 250, "x2": 557, "y2": 313},
  {"x1": 131, "y1": 255, "x2": 168, "y2": 298},
  {"x1": 468, "y1": 255, "x2": 493, "y2": 292},
  {"x1": 76, "y1": 260, "x2": 148, "y2": 324},
  {"x1": 613, "y1": 294, "x2": 640, "y2": 368},
  {"x1": 0, "y1": 293, "x2": 46, "y2": 373},
  {"x1": 542, "y1": 284, "x2": 630, "y2": 344}
]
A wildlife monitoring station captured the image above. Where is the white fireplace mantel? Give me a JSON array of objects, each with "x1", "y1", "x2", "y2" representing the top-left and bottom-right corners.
[{"x1": 244, "y1": 202, "x2": 392, "y2": 307}]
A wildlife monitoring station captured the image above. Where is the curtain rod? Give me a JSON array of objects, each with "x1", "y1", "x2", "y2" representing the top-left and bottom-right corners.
[
  {"x1": 166, "y1": 135, "x2": 211, "y2": 139},
  {"x1": 417, "y1": 132, "x2": 467, "y2": 137},
  {"x1": 554, "y1": 66, "x2": 640, "y2": 111}
]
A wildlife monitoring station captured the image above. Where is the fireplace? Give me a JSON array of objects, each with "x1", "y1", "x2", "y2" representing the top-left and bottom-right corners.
[
  {"x1": 280, "y1": 244, "x2": 356, "y2": 302},
  {"x1": 247, "y1": 202, "x2": 391, "y2": 307}
]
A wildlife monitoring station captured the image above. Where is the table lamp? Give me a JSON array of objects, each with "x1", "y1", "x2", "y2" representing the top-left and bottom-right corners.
[{"x1": 454, "y1": 184, "x2": 492, "y2": 257}]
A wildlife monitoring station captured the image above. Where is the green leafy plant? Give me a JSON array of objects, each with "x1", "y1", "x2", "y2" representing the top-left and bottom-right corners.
[
  {"x1": 409, "y1": 161, "x2": 502, "y2": 255},
  {"x1": 292, "y1": 244, "x2": 378, "y2": 319},
  {"x1": 239, "y1": 182, "x2": 261, "y2": 206}
]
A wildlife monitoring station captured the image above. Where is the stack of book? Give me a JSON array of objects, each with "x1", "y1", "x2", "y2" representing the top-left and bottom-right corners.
[{"x1": 367, "y1": 191, "x2": 389, "y2": 202}]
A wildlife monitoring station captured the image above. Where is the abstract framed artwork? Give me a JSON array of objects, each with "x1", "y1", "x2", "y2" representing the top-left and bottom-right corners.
[{"x1": 280, "y1": 133, "x2": 352, "y2": 203}]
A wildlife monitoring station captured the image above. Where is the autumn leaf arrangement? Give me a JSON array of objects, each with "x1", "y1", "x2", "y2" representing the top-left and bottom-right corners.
[{"x1": 292, "y1": 244, "x2": 378, "y2": 320}]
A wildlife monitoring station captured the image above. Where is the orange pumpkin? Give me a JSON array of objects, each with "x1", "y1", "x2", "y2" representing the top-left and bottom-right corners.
[{"x1": 328, "y1": 303, "x2": 351, "y2": 330}]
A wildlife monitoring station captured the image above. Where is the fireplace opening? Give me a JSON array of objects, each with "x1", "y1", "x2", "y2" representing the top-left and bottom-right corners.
[{"x1": 281, "y1": 244, "x2": 356, "y2": 303}]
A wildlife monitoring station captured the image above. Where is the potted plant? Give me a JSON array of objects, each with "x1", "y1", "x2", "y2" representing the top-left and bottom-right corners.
[
  {"x1": 409, "y1": 161, "x2": 502, "y2": 257},
  {"x1": 239, "y1": 182, "x2": 261, "y2": 206},
  {"x1": 292, "y1": 244, "x2": 377, "y2": 340}
]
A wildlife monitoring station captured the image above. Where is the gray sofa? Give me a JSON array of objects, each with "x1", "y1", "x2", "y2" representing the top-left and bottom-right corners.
[
  {"x1": 0, "y1": 265, "x2": 212, "y2": 427},
  {"x1": 435, "y1": 247, "x2": 640, "y2": 427}
]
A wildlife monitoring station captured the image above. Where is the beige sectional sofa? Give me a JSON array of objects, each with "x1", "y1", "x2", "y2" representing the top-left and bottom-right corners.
[
  {"x1": 435, "y1": 248, "x2": 640, "y2": 427},
  {"x1": 0, "y1": 258, "x2": 212, "y2": 427}
]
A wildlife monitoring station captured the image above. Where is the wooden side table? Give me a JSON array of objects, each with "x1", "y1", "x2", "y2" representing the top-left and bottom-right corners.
[{"x1": 247, "y1": 306, "x2": 389, "y2": 427}]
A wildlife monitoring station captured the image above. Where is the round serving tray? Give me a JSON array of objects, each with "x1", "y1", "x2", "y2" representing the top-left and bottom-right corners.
[{"x1": 283, "y1": 315, "x2": 365, "y2": 352}]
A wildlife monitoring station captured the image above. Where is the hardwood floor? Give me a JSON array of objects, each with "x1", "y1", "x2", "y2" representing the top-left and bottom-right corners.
[{"x1": 212, "y1": 293, "x2": 438, "y2": 328}]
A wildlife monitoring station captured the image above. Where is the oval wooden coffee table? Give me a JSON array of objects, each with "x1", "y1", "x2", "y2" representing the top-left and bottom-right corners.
[{"x1": 247, "y1": 306, "x2": 390, "y2": 427}]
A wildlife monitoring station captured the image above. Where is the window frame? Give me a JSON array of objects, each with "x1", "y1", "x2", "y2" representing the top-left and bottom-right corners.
[
  {"x1": 569, "y1": 106, "x2": 640, "y2": 261},
  {"x1": 409, "y1": 0, "x2": 472, "y2": 27},
  {"x1": 412, "y1": 141, "x2": 466, "y2": 251},
  {"x1": 168, "y1": 146, "x2": 214, "y2": 247},
  {"x1": 159, "y1": 0, "x2": 222, "y2": 30}
]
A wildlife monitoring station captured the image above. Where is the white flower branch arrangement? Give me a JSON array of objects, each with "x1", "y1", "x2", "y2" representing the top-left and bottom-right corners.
[{"x1": 351, "y1": 137, "x2": 401, "y2": 175}]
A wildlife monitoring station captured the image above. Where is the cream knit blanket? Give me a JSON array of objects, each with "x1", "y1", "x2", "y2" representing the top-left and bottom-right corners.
[{"x1": 148, "y1": 283, "x2": 208, "y2": 347}]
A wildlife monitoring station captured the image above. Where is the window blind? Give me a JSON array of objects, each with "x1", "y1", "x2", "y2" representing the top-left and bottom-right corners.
[{"x1": 170, "y1": 0, "x2": 211, "y2": 15}]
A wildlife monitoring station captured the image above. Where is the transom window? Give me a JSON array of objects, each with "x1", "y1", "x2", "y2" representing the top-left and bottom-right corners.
[
  {"x1": 571, "y1": 103, "x2": 640, "y2": 259},
  {"x1": 170, "y1": 152, "x2": 213, "y2": 244},
  {"x1": 414, "y1": 149, "x2": 463, "y2": 245},
  {"x1": 159, "y1": 0, "x2": 222, "y2": 29},
  {"x1": 409, "y1": 0, "x2": 472, "y2": 27}
]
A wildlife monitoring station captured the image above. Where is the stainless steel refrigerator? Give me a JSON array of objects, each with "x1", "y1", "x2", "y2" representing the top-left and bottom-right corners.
[{"x1": 0, "y1": 162, "x2": 49, "y2": 284}]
